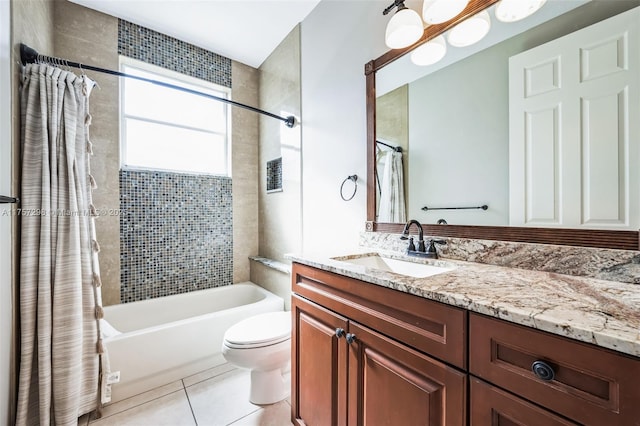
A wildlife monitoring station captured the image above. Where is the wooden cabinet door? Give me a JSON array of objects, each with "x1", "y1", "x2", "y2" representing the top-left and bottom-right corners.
[
  {"x1": 347, "y1": 322, "x2": 467, "y2": 426},
  {"x1": 470, "y1": 377, "x2": 578, "y2": 426},
  {"x1": 292, "y1": 294, "x2": 349, "y2": 426}
]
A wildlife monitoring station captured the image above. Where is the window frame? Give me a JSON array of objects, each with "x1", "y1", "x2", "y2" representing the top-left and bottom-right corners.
[{"x1": 119, "y1": 56, "x2": 232, "y2": 176}]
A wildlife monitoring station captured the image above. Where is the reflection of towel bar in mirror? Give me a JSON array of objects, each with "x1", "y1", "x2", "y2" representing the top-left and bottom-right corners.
[
  {"x1": 376, "y1": 140, "x2": 402, "y2": 152},
  {"x1": 422, "y1": 205, "x2": 488, "y2": 211}
]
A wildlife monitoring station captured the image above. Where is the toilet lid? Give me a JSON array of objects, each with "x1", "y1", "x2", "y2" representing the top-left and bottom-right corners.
[{"x1": 224, "y1": 311, "x2": 291, "y2": 348}]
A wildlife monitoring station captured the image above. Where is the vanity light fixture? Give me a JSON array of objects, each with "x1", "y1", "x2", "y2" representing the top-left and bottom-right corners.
[
  {"x1": 447, "y1": 10, "x2": 491, "y2": 47},
  {"x1": 383, "y1": 0, "x2": 424, "y2": 49},
  {"x1": 495, "y1": 0, "x2": 547, "y2": 23},
  {"x1": 422, "y1": 0, "x2": 470, "y2": 24},
  {"x1": 410, "y1": 35, "x2": 447, "y2": 66}
]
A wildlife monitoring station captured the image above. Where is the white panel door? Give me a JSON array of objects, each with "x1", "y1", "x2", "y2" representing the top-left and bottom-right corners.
[
  {"x1": 509, "y1": 7, "x2": 639, "y2": 230},
  {"x1": 0, "y1": 0, "x2": 12, "y2": 423}
]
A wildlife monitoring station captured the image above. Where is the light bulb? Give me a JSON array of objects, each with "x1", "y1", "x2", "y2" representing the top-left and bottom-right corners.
[
  {"x1": 495, "y1": 0, "x2": 547, "y2": 23},
  {"x1": 447, "y1": 10, "x2": 491, "y2": 47},
  {"x1": 422, "y1": 0, "x2": 470, "y2": 25},
  {"x1": 385, "y1": 7, "x2": 424, "y2": 49},
  {"x1": 410, "y1": 35, "x2": 447, "y2": 66}
]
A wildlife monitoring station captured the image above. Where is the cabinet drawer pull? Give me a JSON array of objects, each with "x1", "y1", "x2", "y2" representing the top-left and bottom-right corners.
[
  {"x1": 335, "y1": 328, "x2": 346, "y2": 338},
  {"x1": 346, "y1": 333, "x2": 357, "y2": 344},
  {"x1": 531, "y1": 360, "x2": 555, "y2": 381}
]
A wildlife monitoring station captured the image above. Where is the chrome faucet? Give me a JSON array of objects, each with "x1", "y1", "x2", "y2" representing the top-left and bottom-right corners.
[{"x1": 400, "y1": 219, "x2": 447, "y2": 258}]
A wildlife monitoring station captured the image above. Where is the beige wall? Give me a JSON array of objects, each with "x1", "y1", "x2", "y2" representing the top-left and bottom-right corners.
[
  {"x1": 249, "y1": 26, "x2": 302, "y2": 307},
  {"x1": 231, "y1": 62, "x2": 260, "y2": 283},
  {"x1": 258, "y1": 25, "x2": 302, "y2": 262},
  {"x1": 10, "y1": 1, "x2": 55, "y2": 423},
  {"x1": 53, "y1": 0, "x2": 121, "y2": 305}
]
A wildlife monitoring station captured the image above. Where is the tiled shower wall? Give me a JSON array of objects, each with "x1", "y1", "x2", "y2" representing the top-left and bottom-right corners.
[
  {"x1": 118, "y1": 20, "x2": 231, "y2": 88},
  {"x1": 119, "y1": 170, "x2": 233, "y2": 302},
  {"x1": 118, "y1": 21, "x2": 234, "y2": 302}
]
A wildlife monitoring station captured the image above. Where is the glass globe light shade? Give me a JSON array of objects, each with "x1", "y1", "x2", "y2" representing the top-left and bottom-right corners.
[
  {"x1": 385, "y1": 7, "x2": 424, "y2": 49},
  {"x1": 447, "y1": 10, "x2": 491, "y2": 47},
  {"x1": 495, "y1": 0, "x2": 547, "y2": 23},
  {"x1": 422, "y1": 0, "x2": 470, "y2": 25},
  {"x1": 410, "y1": 35, "x2": 447, "y2": 66}
]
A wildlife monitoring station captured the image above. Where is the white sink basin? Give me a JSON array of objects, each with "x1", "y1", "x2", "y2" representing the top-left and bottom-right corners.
[{"x1": 332, "y1": 254, "x2": 455, "y2": 278}]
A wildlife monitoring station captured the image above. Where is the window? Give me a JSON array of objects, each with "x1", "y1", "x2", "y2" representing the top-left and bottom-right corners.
[{"x1": 120, "y1": 58, "x2": 230, "y2": 175}]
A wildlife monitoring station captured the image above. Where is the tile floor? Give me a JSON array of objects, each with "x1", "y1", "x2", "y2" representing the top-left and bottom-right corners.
[{"x1": 78, "y1": 364, "x2": 293, "y2": 426}]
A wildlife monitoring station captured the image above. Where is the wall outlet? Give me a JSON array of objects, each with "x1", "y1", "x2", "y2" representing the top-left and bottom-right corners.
[
  {"x1": 106, "y1": 371, "x2": 121, "y2": 384},
  {"x1": 102, "y1": 384, "x2": 112, "y2": 404}
]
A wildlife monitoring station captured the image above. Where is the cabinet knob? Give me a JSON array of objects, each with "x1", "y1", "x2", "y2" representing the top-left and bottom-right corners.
[
  {"x1": 346, "y1": 333, "x2": 357, "y2": 344},
  {"x1": 531, "y1": 360, "x2": 555, "y2": 381},
  {"x1": 335, "y1": 328, "x2": 345, "y2": 338}
]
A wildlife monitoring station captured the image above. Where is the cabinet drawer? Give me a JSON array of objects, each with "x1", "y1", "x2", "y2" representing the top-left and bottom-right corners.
[
  {"x1": 292, "y1": 263, "x2": 467, "y2": 369},
  {"x1": 469, "y1": 313, "x2": 640, "y2": 425},
  {"x1": 470, "y1": 377, "x2": 577, "y2": 425}
]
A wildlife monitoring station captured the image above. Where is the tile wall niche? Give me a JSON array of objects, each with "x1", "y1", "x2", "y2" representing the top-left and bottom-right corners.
[
  {"x1": 120, "y1": 170, "x2": 233, "y2": 303},
  {"x1": 118, "y1": 21, "x2": 233, "y2": 302}
]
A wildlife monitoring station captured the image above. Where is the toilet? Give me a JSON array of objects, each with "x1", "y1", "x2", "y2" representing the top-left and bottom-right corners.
[{"x1": 221, "y1": 311, "x2": 291, "y2": 405}]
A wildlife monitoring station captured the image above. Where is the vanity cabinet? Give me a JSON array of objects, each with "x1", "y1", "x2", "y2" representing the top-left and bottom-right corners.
[
  {"x1": 291, "y1": 262, "x2": 640, "y2": 425},
  {"x1": 291, "y1": 263, "x2": 467, "y2": 426},
  {"x1": 469, "y1": 377, "x2": 578, "y2": 425},
  {"x1": 469, "y1": 313, "x2": 640, "y2": 425}
]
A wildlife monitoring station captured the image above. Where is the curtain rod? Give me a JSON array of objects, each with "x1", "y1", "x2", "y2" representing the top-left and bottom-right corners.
[
  {"x1": 19, "y1": 44, "x2": 296, "y2": 128},
  {"x1": 376, "y1": 140, "x2": 402, "y2": 152}
]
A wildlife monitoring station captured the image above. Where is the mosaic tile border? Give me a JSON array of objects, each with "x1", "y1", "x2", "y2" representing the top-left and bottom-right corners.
[{"x1": 118, "y1": 20, "x2": 232, "y2": 88}]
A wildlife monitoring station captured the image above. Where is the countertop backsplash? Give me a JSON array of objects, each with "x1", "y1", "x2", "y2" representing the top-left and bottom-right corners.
[{"x1": 360, "y1": 231, "x2": 640, "y2": 285}]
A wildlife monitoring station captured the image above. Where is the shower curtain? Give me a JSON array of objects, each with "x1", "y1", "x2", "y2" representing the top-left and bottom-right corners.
[
  {"x1": 16, "y1": 64, "x2": 106, "y2": 425},
  {"x1": 377, "y1": 149, "x2": 406, "y2": 223}
]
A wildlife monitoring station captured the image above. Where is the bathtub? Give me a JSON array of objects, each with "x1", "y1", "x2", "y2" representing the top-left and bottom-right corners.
[{"x1": 102, "y1": 282, "x2": 285, "y2": 403}]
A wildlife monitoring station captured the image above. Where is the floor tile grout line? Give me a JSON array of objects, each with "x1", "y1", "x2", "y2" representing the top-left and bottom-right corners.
[
  {"x1": 224, "y1": 406, "x2": 263, "y2": 426},
  {"x1": 182, "y1": 364, "x2": 238, "y2": 388},
  {"x1": 90, "y1": 388, "x2": 186, "y2": 423},
  {"x1": 183, "y1": 385, "x2": 200, "y2": 426}
]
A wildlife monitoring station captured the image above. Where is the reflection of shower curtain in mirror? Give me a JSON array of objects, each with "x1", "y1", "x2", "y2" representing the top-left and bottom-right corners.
[{"x1": 377, "y1": 149, "x2": 406, "y2": 223}]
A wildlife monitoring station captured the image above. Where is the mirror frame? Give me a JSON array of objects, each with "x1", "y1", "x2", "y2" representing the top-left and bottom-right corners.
[{"x1": 365, "y1": 0, "x2": 639, "y2": 251}]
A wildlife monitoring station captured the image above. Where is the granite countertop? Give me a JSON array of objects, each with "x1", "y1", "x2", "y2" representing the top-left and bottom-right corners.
[{"x1": 287, "y1": 250, "x2": 640, "y2": 358}]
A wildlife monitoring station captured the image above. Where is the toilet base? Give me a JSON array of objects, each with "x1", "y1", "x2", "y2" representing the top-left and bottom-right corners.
[{"x1": 250, "y1": 368, "x2": 290, "y2": 405}]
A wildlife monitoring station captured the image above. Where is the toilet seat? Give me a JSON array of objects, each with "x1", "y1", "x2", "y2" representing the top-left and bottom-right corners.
[{"x1": 223, "y1": 311, "x2": 291, "y2": 349}]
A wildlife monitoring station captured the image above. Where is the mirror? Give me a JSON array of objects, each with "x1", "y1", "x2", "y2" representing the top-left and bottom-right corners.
[{"x1": 366, "y1": 0, "x2": 640, "y2": 250}]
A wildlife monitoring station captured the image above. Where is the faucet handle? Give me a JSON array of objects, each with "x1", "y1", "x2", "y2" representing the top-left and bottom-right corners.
[
  {"x1": 407, "y1": 236, "x2": 416, "y2": 251},
  {"x1": 426, "y1": 239, "x2": 447, "y2": 254}
]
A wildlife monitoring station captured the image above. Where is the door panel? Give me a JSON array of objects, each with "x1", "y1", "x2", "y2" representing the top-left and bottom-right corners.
[
  {"x1": 292, "y1": 294, "x2": 348, "y2": 426},
  {"x1": 470, "y1": 378, "x2": 577, "y2": 425},
  {"x1": 348, "y1": 322, "x2": 466, "y2": 426},
  {"x1": 509, "y1": 7, "x2": 639, "y2": 229}
]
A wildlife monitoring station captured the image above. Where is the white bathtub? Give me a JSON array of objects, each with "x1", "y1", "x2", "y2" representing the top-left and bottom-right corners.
[{"x1": 103, "y1": 282, "x2": 285, "y2": 403}]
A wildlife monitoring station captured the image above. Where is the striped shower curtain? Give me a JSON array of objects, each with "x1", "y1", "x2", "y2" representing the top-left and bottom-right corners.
[{"x1": 16, "y1": 63, "x2": 106, "y2": 425}]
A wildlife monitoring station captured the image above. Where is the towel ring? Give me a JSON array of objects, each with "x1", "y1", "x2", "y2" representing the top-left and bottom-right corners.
[{"x1": 340, "y1": 175, "x2": 358, "y2": 201}]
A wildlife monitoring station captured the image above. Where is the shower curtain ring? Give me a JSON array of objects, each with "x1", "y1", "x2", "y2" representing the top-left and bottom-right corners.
[{"x1": 340, "y1": 175, "x2": 358, "y2": 201}]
